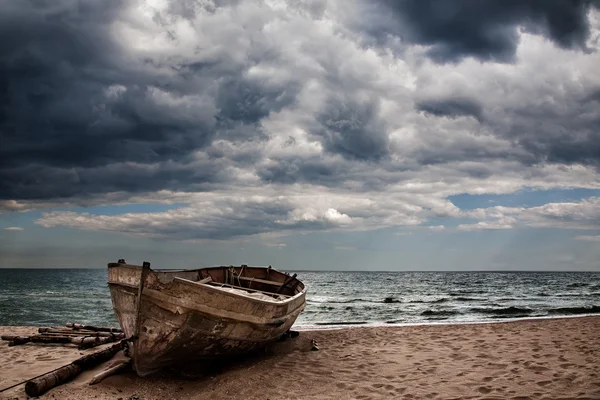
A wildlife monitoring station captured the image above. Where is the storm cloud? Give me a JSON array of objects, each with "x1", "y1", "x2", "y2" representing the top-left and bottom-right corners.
[
  {"x1": 1, "y1": 0, "x2": 600, "y2": 241},
  {"x1": 360, "y1": 0, "x2": 600, "y2": 62}
]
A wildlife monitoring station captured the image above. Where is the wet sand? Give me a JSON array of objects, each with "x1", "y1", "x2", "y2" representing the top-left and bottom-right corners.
[{"x1": 1, "y1": 316, "x2": 599, "y2": 400}]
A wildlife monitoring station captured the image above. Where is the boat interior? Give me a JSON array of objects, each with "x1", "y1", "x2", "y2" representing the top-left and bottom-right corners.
[{"x1": 110, "y1": 261, "x2": 304, "y2": 300}]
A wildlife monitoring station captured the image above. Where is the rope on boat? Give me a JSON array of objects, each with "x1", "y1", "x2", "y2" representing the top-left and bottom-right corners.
[{"x1": 227, "y1": 264, "x2": 246, "y2": 287}]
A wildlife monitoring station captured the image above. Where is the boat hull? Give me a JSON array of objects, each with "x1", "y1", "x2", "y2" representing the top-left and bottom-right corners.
[{"x1": 108, "y1": 263, "x2": 306, "y2": 376}]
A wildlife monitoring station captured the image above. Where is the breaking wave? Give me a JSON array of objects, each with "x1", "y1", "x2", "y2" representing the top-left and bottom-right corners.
[
  {"x1": 546, "y1": 306, "x2": 600, "y2": 315},
  {"x1": 471, "y1": 306, "x2": 533, "y2": 316}
]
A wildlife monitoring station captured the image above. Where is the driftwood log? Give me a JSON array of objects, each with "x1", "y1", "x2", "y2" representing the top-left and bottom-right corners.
[
  {"x1": 4, "y1": 334, "x2": 119, "y2": 349},
  {"x1": 24, "y1": 340, "x2": 126, "y2": 397},
  {"x1": 39, "y1": 327, "x2": 125, "y2": 338},
  {"x1": 6, "y1": 336, "x2": 72, "y2": 346},
  {"x1": 66, "y1": 323, "x2": 123, "y2": 333},
  {"x1": 88, "y1": 359, "x2": 131, "y2": 385}
]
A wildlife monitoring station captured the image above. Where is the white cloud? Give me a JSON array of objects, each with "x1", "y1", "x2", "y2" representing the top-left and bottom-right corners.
[
  {"x1": 428, "y1": 225, "x2": 445, "y2": 232},
  {"x1": 457, "y1": 222, "x2": 513, "y2": 231},
  {"x1": 3, "y1": 227, "x2": 24, "y2": 231}
]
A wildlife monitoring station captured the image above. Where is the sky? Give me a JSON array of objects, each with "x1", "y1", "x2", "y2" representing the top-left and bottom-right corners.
[{"x1": 1, "y1": 0, "x2": 599, "y2": 271}]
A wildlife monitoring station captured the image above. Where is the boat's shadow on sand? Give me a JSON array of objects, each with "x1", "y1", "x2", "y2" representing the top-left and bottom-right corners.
[
  {"x1": 56, "y1": 333, "x2": 321, "y2": 400},
  {"x1": 132, "y1": 333, "x2": 316, "y2": 381}
]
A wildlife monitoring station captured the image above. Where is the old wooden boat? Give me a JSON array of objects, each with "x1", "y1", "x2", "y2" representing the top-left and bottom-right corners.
[{"x1": 107, "y1": 260, "x2": 306, "y2": 376}]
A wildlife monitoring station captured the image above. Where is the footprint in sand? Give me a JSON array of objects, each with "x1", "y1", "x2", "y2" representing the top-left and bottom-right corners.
[
  {"x1": 536, "y1": 380, "x2": 552, "y2": 387},
  {"x1": 478, "y1": 386, "x2": 493, "y2": 394}
]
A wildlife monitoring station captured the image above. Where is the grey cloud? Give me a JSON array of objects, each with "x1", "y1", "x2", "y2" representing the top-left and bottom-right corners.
[
  {"x1": 35, "y1": 199, "x2": 355, "y2": 240},
  {"x1": 315, "y1": 96, "x2": 389, "y2": 161},
  {"x1": 257, "y1": 157, "x2": 341, "y2": 185},
  {"x1": 1, "y1": 0, "x2": 600, "y2": 245},
  {"x1": 416, "y1": 97, "x2": 483, "y2": 122},
  {"x1": 0, "y1": 158, "x2": 234, "y2": 200},
  {"x1": 0, "y1": 0, "x2": 296, "y2": 200},
  {"x1": 360, "y1": 0, "x2": 600, "y2": 62},
  {"x1": 214, "y1": 75, "x2": 301, "y2": 143},
  {"x1": 492, "y1": 92, "x2": 600, "y2": 166}
]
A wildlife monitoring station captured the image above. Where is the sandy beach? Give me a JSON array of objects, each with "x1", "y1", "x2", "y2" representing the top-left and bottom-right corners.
[{"x1": 1, "y1": 316, "x2": 599, "y2": 400}]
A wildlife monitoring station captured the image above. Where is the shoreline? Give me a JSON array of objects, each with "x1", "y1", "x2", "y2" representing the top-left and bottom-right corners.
[
  {"x1": 2, "y1": 316, "x2": 599, "y2": 399},
  {"x1": 294, "y1": 312, "x2": 600, "y2": 330},
  {"x1": 2, "y1": 313, "x2": 599, "y2": 331}
]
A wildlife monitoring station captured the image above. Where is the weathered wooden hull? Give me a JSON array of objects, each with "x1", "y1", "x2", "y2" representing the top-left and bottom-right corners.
[{"x1": 108, "y1": 263, "x2": 306, "y2": 376}]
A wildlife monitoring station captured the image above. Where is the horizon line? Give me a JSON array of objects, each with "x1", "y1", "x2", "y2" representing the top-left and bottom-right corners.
[{"x1": 0, "y1": 267, "x2": 598, "y2": 273}]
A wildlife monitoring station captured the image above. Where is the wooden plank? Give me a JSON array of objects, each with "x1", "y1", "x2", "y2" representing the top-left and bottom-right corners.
[
  {"x1": 276, "y1": 273, "x2": 297, "y2": 294},
  {"x1": 237, "y1": 276, "x2": 283, "y2": 287},
  {"x1": 88, "y1": 359, "x2": 131, "y2": 385},
  {"x1": 198, "y1": 276, "x2": 213, "y2": 284},
  {"x1": 65, "y1": 323, "x2": 123, "y2": 333},
  {"x1": 134, "y1": 263, "x2": 151, "y2": 342},
  {"x1": 175, "y1": 277, "x2": 290, "y2": 298}
]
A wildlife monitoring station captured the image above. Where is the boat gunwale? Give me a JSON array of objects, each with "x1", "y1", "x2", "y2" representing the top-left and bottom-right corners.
[
  {"x1": 142, "y1": 286, "x2": 305, "y2": 327},
  {"x1": 108, "y1": 263, "x2": 307, "y2": 307},
  {"x1": 172, "y1": 276, "x2": 306, "y2": 306}
]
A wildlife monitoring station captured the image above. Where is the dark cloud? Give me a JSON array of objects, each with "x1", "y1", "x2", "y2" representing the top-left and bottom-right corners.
[
  {"x1": 315, "y1": 96, "x2": 389, "y2": 161},
  {"x1": 366, "y1": 0, "x2": 600, "y2": 62},
  {"x1": 0, "y1": 1, "x2": 211, "y2": 169},
  {"x1": 489, "y1": 89, "x2": 600, "y2": 166},
  {"x1": 214, "y1": 75, "x2": 300, "y2": 142},
  {"x1": 0, "y1": 159, "x2": 232, "y2": 201},
  {"x1": 1, "y1": 0, "x2": 599, "y2": 213},
  {"x1": 517, "y1": 128, "x2": 600, "y2": 166},
  {"x1": 257, "y1": 157, "x2": 342, "y2": 185},
  {"x1": 0, "y1": 0, "x2": 295, "y2": 201},
  {"x1": 416, "y1": 97, "x2": 483, "y2": 122}
]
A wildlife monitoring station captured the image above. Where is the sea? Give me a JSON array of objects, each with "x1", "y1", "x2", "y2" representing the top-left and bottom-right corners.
[{"x1": 0, "y1": 269, "x2": 599, "y2": 328}]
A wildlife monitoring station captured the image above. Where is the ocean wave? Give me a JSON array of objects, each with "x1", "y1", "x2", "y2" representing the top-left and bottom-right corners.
[
  {"x1": 471, "y1": 306, "x2": 532, "y2": 316},
  {"x1": 383, "y1": 297, "x2": 401, "y2": 303},
  {"x1": 308, "y1": 298, "x2": 370, "y2": 304},
  {"x1": 454, "y1": 297, "x2": 480, "y2": 302},
  {"x1": 450, "y1": 290, "x2": 487, "y2": 296},
  {"x1": 408, "y1": 298, "x2": 448, "y2": 304},
  {"x1": 314, "y1": 321, "x2": 368, "y2": 326},
  {"x1": 421, "y1": 310, "x2": 460, "y2": 317},
  {"x1": 546, "y1": 305, "x2": 600, "y2": 315},
  {"x1": 25, "y1": 291, "x2": 110, "y2": 299},
  {"x1": 566, "y1": 283, "x2": 588, "y2": 288}
]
